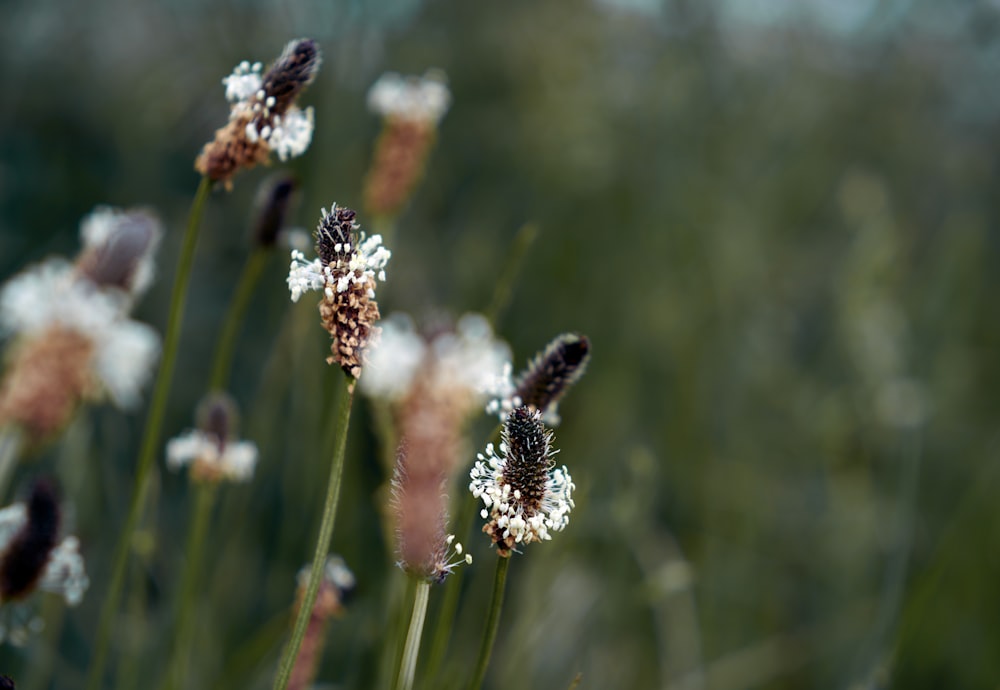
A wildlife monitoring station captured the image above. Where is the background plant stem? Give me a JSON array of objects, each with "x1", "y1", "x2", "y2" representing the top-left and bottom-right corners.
[
  {"x1": 86, "y1": 175, "x2": 212, "y2": 690},
  {"x1": 395, "y1": 579, "x2": 431, "y2": 690},
  {"x1": 272, "y1": 378, "x2": 355, "y2": 690},
  {"x1": 468, "y1": 555, "x2": 511, "y2": 690},
  {"x1": 208, "y1": 247, "x2": 270, "y2": 392}
]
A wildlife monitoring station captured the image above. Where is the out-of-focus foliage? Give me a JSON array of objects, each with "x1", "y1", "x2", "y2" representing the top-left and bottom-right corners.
[{"x1": 1, "y1": 0, "x2": 999, "y2": 688}]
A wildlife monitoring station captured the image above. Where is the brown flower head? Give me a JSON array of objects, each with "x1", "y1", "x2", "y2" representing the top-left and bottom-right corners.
[
  {"x1": 196, "y1": 39, "x2": 321, "y2": 188},
  {"x1": 287, "y1": 204, "x2": 391, "y2": 378}
]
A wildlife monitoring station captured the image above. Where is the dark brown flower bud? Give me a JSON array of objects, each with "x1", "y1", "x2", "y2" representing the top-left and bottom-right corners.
[
  {"x1": 196, "y1": 392, "x2": 240, "y2": 454},
  {"x1": 515, "y1": 333, "x2": 590, "y2": 423},
  {"x1": 261, "y1": 39, "x2": 321, "y2": 116},
  {"x1": 75, "y1": 208, "x2": 162, "y2": 295},
  {"x1": 0, "y1": 479, "x2": 60, "y2": 602},
  {"x1": 252, "y1": 175, "x2": 298, "y2": 248}
]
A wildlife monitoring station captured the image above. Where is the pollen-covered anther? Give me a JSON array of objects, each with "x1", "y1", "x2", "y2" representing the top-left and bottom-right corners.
[
  {"x1": 469, "y1": 407, "x2": 575, "y2": 556},
  {"x1": 196, "y1": 38, "x2": 321, "y2": 188}
]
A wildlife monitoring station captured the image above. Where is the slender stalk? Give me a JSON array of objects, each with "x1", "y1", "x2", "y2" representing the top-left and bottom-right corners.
[
  {"x1": 164, "y1": 482, "x2": 218, "y2": 690},
  {"x1": 208, "y1": 247, "x2": 270, "y2": 392},
  {"x1": 87, "y1": 175, "x2": 213, "y2": 690},
  {"x1": 0, "y1": 425, "x2": 23, "y2": 502},
  {"x1": 485, "y1": 222, "x2": 538, "y2": 329},
  {"x1": 272, "y1": 378, "x2": 355, "y2": 690},
  {"x1": 467, "y1": 555, "x2": 511, "y2": 690},
  {"x1": 395, "y1": 579, "x2": 431, "y2": 690}
]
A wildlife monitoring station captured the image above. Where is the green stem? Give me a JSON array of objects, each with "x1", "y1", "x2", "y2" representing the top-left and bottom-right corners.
[
  {"x1": 87, "y1": 175, "x2": 212, "y2": 690},
  {"x1": 0, "y1": 426, "x2": 23, "y2": 502},
  {"x1": 272, "y1": 378, "x2": 355, "y2": 690},
  {"x1": 163, "y1": 482, "x2": 218, "y2": 690},
  {"x1": 395, "y1": 579, "x2": 431, "y2": 690},
  {"x1": 485, "y1": 223, "x2": 539, "y2": 329},
  {"x1": 467, "y1": 555, "x2": 511, "y2": 690},
  {"x1": 208, "y1": 247, "x2": 270, "y2": 392}
]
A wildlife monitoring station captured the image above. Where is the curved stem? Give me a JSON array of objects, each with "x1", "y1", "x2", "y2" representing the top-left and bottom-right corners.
[
  {"x1": 395, "y1": 579, "x2": 431, "y2": 690},
  {"x1": 467, "y1": 555, "x2": 511, "y2": 690},
  {"x1": 485, "y1": 222, "x2": 538, "y2": 329},
  {"x1": 272, "y1": 378, "x2": 355, "y2": 690},
  {"x1": 87, "y1": 175, "x2": 212, "y2": 690},
  {"x1": 164, "y1": 482, "x2": 218, "y2": 690},
  {"x1": 0, "y1": 426, "x2": 23, "y2": 502},
  {"x1": 208, "y1": 247, "x2": 270, "y2": 392}
]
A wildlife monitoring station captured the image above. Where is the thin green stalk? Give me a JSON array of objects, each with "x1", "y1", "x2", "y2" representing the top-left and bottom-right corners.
[
  {"x1": 272, "y1": 379, "x2": 355, "y2": 690},
  {"x1": 87, "y1": 175, "x2": 213, "y2": 690},
  {"x1": 396, "y1": 579, "x2": 431, "y2": 690},
  {"x1": 467, "y1": 555, "x2": 511, "y2": 690},
  {"x1": 164, "y1": 482, "x2": 218, "y2": 690},
  {"x1": 208, "y1": 247, "x2": 270, "y2": 392},
  {"x1": 0, "y1": 425, "x2": 23, "y2": 502},
  {"x1": 485, "y1": 223, "x2": 538, "y2": 329}
]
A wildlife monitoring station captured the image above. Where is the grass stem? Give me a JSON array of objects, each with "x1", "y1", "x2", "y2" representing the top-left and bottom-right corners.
[
  {"x1": 467, "y1": 555, "x2": 511, "y2": 690},
  {"x1": 395, "y1": 579, "x2": 431, "y2": 690},
  {"x1": 86, "y1": 175, "x2": 212, "y2": 690}
]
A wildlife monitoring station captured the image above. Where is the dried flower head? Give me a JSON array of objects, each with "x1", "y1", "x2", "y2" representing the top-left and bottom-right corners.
[
  {"x1": 76, "y1": 207, "x2": 162, "y2": 298},
  {"x1": 166, "y1": 393, "x2": 258, "y2": 483},
  {"x1": 252, "y1": 174, "x2": 299, "y2": 248},
  {"x1": 363, "y1": 70, "x2": 451, "y2": 218},
  {"x1": 490, "y1": 333, "x2": 591, "y2": 425},
  {"x1": 0, "y1": 226, "x2": 161, "y2": 441},
  {"x1": 470, "y1": 407, "x2": 575, "y2": 556},
  {"x1": 289, "y1": 556, "x2": 355, "y2": 690},
  {"x1": 286, "y1": 204, "x2": 390, "y2": 378},
  {"x1": 196, "y1": 39, "x2": 321, "y2": 188},
  {"x1": 0, "y1": 480, "x2": 89, "y2": 608}
]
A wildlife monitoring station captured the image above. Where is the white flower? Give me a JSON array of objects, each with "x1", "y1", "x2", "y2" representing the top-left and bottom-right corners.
[
  {"x1": 0, "y1": 260, "x2": 160, "y2": 410},
  {"x1": 469, "y1": 408, "x2": 575, "y2": 554},
  {"x1": 78, "y1": 206, "x2": 162, "y2": 298},
  {"x1": 0, "y1": 504, "x2": 89, "y2": 607},
  {"x1": 166, "y1": 430, "x2": 258, "y2": 483},
  {"x1": 223, "y1": 60, "x2": 264, "y2": 104},
  {"x1": 367, "y1": 70, "x2": 451, "y2": 124},
  {"x1": 268, "y1": 106, "x2": 315, "y2": 161},
  {"x1": 360, "y1": 312, "x2": 512, "y2": 406}
]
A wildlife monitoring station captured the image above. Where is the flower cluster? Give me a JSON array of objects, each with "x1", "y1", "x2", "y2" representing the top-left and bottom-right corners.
[
  {"x1": 288, "y1": 556, "x2": 355, "y2": 690},
  {"x1": 363, "y1": 71, "x2": 451, "y2": 218},
  {"x1": 470, "y1": 407, "x2": 575, "y2": 556},
  {"x1": 286, "y1": 204, "x2": 390, "y2": 378},
  {"x1": 0, "y1": 208, "x2": 162, "y2": 441},
  {"x1": 166, "y1": 393, "x2": 258, "y2": 483},
  {"x1": 196, "y1": 39, "x2": 321, "y2": 187}
]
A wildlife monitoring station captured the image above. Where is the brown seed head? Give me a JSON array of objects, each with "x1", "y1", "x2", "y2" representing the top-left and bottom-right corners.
[
  {"x1": 363, "y1": 119, "x2": 436, "y2": 219},
  {"x1": 252, "y1": 174, "x2": 298, "y2": 248},
  {"x1": 0, "y1": 328, "x2": 95, "y2": 442},
  {"x1": 515, "y1": 333, "x2": 590, "y2": 422}
]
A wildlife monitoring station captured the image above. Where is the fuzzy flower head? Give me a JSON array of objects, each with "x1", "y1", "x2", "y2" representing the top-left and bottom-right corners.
[
  {"x1": 367, "y1": 70, "x2": 451, "y2": 125},
  {"x1": 196, "y1": 39, "x2": 321, "y2": 187},
  {"x1": 166, "y1": 394, "x2": 258, "y2": 484},
  {"x1": 0, "y1": 480, "x2": 89, "y2": 645},
  {"x1": 286, "y1": 204, "x2": 390, "y2": 378},
  {"x1": 489, "y1": 333, "x2": 591, "y2": 426},
  {"x1": 361, "y1": 313, "x2": 512, "y2": 414},
  {"x1": 363, "y1": 70, "x2": 450, "y2": 218},
  {"x1": 0, "y1": 217, "x2": 162, "y2": 441},
  {"x1": 470, "y1": 407, "x2": 575, "y2": 557},
  {"x1": 76, "y1": 207, "x2": 162, "y2": 299}
]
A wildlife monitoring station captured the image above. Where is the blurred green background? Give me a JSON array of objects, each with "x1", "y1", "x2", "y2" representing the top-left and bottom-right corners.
[{"x1": 2, "y1": 0, "x2": 1000, "y2": 688}]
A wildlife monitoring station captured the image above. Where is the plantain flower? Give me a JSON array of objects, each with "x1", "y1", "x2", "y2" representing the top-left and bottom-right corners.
[
  {"x1": 470, "y1": 407, "x2": 574, "y2": 556},
  {"x1": 196, "y1": 39, "x2": 321, "y2": 188},
  {"x1": 286, "y1": 204, "x2": 390, "y2": 378},
  {"x1": 166, "y1": 393, "x2": 258, "y2": 483}
]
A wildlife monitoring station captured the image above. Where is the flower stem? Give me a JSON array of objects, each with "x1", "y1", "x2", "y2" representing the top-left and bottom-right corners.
[
  {"x1": 395, "y1": 579, "x2": 431, "y2": 690},
  {"x1": 485, "y1": 222, "x2": 538, "y2": 329},
  {"x1": 208, "y1": 247, "x2": 270, "y2": 392},
  {"x1": 0, "y1": 425, "x2": 23, "y2": 502},
  {"x1": 272, "y1": 378, "x2": 355, "y2": 690},
  {"x1": 163, "y1": 482, "x2": 218, "y2": 690},
  {"x1": 87, "y1": 175, "x2": 212, "y2": 690},
  {"x1": 467, "y1": 555, "x2": 511, "y2": 690}
]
